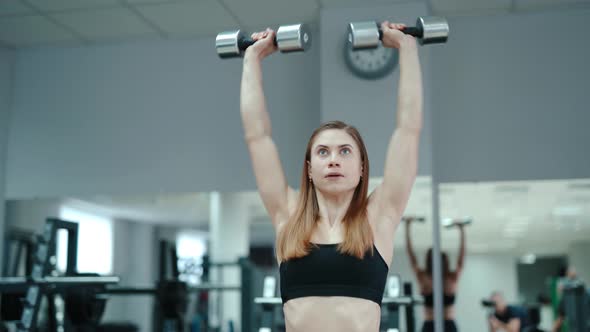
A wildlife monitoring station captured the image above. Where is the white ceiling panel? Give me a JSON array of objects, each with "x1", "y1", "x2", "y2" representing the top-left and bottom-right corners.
[
  {"x1": 431, "y1": 0, "x2": 512, "y2": 15},
  {"x1": 0, "y1": 0, "x2": 34, "y2": 16},
  {"x1": 26, "y1": 0, "x2": 121, "y2": 12},
  {"x1": 51, "y1": 7, "x2": 157, "y2": 40},
  {"x1": 0, "y1": 15, "x2": 78, "y2": 46},
  {"x1": 439, "y1": 179, "x2": 590, "y2": 255},
  {"x1": 136, "y1": 0, "x2": 239, "y2": 37},
  {"x1": 63, "y1": 192, "x2": 211, "y2": 224},
  {"x1": 222, "y1": 0, "x2": 319, "y2": 31}
]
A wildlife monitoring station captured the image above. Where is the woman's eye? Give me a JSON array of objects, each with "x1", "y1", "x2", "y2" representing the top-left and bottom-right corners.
[
  {"x1": 318, "y1": 149, "x2": 328, "y2": 155},
  {"x1": 341, "y1": 148, "x2": 351, "y2": 155}
]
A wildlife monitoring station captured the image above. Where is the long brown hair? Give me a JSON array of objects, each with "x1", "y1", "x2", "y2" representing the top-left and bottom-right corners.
[
  {"x1": 276, "y1": 121, "x2": 373, "y2": 262},
  {"x1": 426, "y1": 248, "x2": 450, "y2": 276}
]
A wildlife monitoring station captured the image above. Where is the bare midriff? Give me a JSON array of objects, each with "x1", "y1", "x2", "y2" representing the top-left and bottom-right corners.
[{"x1": 283, "y1": 296, "x2": 381, "y2": 332}]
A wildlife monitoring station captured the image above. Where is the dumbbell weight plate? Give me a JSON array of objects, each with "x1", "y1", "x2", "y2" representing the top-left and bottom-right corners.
[
  {"x1": 216, "y1": 24, "x2": 311, "y2": 58},
  {"x1": 418, "y1": 17, "x2": 449, "y2": 45},
  {"x1": 277, "y1": 23, "x2": 311, "y2": 53},
  {"x1": 347, "y1": 21, "x2": 380, "y2": 49},
  {"x1": 216, "y1": 30, "x2": 244, "y2": 58}
]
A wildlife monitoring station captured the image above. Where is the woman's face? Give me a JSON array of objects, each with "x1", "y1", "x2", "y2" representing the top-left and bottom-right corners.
[{"x1": 308, "y1": 129, "x2": 363, "y2": 195}]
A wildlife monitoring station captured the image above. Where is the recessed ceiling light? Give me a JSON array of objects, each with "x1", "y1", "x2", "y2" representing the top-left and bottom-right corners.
[{"x1": 520, "y1": 254, "x2": 536, "y2": 264}]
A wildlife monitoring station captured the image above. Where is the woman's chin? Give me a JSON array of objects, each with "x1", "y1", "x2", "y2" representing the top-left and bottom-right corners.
[{"x1": 317, "y1": 184, "x2": 356, "y2": 196}]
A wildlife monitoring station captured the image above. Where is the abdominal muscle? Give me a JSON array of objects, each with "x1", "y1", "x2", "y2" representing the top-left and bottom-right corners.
[{"x1": 283, "y1": 296, "x2": 381, "y2": 332}]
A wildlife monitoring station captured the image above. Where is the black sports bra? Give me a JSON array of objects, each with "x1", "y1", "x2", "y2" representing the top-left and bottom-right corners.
[{"x1": 279, "y1": 243, "x2": 389, "y2": 305}]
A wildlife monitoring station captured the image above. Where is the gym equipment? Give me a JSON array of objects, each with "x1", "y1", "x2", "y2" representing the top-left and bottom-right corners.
[
  {"x1": 0, "y1": 275, "x2": 118, "y2": 328},
  {"x1": 0, "y1": 219, "x2": 258, "y2": 332},
  {"x1": 0, "y1": 275, "x2": 120, "y2": 292},
  {"x1": 18, "y1": 219, "x2": 81, "y2": 331},
  {"x1": 106, "y1": 240, "x2": 245, "y2": 332},
  {"x1": 253, "y1": 276, "x2": 279, "y2": 332},
  {"x1": 383, "y1": 280, "x2": 419, "y2": 332},
  {"x1": 63, "y1": 274, "x2": 110, "y2": 326},
  {"x1": 102, "y1": 241, "x2": 254, "y2": 332},
  {"x1": 562, "y1": 282, "x2": 590, "y2": 332},
  {"x1": 442, "y1": 217, "x2": 472, "y2": 228},
  {"x1": 0, "y1": 218, "x2": 120, "y2": 332},
  {"x1": 2, "y1": 228, "x2": 36, "y2": 277},
  {"x1": 1, "y1": 228, "x2": 37, "y2": 322},
  {"x1": 216, "y1": 23, "x2": 311, "y2": 58},
  {"x1": 347, "y1": 16, "x2": 449, "y2": 49},
  {"x1": 0, "y1": 219, "x2": 254, "y2": 332}
]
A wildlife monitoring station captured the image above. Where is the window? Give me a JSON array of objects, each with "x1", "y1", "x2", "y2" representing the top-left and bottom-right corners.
[
  {"x1": 176, "y1": 231, "x2": 207, "y2": 285},
  {"x1": 57, "y1": 208, "x2": 113, "y2": 275}
]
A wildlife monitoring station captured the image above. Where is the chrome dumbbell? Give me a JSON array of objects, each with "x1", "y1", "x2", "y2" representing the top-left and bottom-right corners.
[
  {"x1": 348, "y1": 16, "x2": 449, "y2": 49},
  {"x1": 442, "y1": 217, "x2": 472, "y2": 229},
  {"x1": 216, "y1": 23, "x2": 311, "y2": 58}
]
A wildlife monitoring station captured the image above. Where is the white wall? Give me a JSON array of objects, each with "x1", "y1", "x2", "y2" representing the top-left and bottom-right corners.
[
  {"x1": 4, "y1": 0, "x2": 589, "y2": 197},
  {"x1": 431, "y1": 8, "x2": 590, "y2": 182},
  {"x1": 454, "y1": 254, "x2": 518, "y2": 332},
  {"x1": 6, "y1": 34, "x2": 320, "y2": 199}
]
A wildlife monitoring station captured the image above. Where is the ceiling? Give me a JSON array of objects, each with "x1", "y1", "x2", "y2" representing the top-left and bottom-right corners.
[
  {"x1": 439, "y1": 179, "x2": 590, "y2": 256},
  {"x1": 1, "y1": 0, "x2": 588, "y2": 48},
  {"x1": 51, "y1": 177, "x2": 590, "y2": 256}
]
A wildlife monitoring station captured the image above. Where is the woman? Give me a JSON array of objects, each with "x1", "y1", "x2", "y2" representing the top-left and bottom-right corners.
[
  {"x1": 405, "y1": 218, "x2": 466, "y2": 332},
  {"x1": 240, "y1": 21, "x2": 423, "y2": 332}
]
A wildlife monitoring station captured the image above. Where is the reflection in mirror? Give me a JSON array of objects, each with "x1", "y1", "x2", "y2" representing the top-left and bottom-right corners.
[
  {"x1": 439, "y1": 179, "x2": 590, "y2": 332},
  {"x1": 1, "y1": 176, "x2": 432, "y2": 332},
  {"x1": 239, "y1": 175, "x2": 434, "y2": 332},
  {"x1": 388, "y1": 176, "x2": 433, "y2": 331},
  {"x1": 3, "y1": 194, "x2": 212, "y2": 332}
]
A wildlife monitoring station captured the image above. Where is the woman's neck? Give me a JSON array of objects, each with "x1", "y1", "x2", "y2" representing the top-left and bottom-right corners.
[{"x1": 315, "y1": 189, "x2": 355, "y2": 227}]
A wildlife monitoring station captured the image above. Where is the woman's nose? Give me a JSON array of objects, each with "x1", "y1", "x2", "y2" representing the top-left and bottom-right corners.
[{"x1": 328, "y1": 154, "x2": 340, "y2": 166}]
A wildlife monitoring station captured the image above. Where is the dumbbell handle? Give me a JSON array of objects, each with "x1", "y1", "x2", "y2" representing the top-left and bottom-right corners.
[
  {"x1": 349, "y1": 17, "x2": 448, "y2": 49},
  {"x1": 378, "y1": 25, "x2": 423, "y2": 40},
  {"x1": 217, "y1": 24, "x2": 310, "y2": 58},
  {"x1": 237, "y1": 35, "x2": 278, "y2": 52}
]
